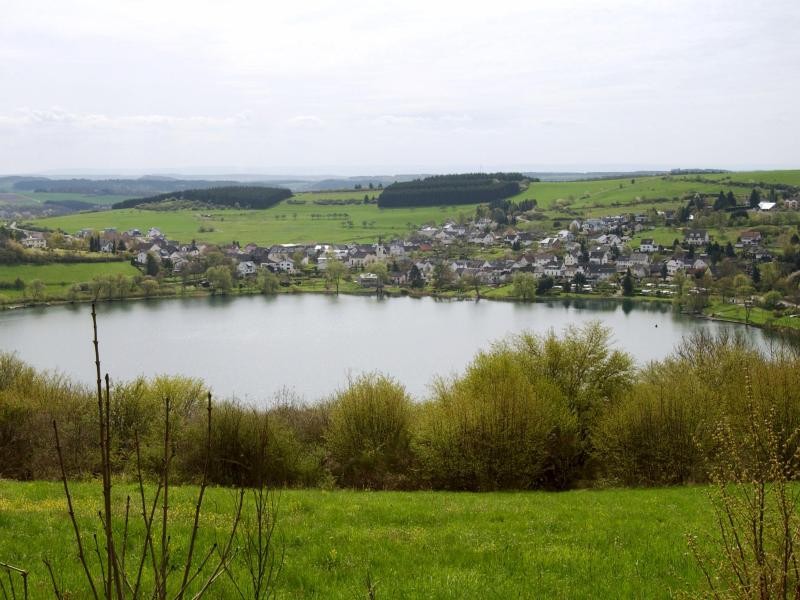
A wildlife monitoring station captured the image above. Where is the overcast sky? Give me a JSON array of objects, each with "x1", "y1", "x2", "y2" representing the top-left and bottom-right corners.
[{"x1": 1, "y1": 0, "x2": 798, "y2": 175}]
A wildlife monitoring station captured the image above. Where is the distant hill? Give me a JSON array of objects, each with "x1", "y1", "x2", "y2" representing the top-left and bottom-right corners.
[
  {"x1": 112, "y1": 186, "x2": 293, "y2": 210},
  {"x1": 12, "y1": 177, "x2": 275, "y2": 196},
  {"x1": 378, "y1": 173, "x2": 527, "y2": 208}
]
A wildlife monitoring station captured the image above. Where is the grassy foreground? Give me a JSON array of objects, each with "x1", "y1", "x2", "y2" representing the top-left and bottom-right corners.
[{"x1": 0, "y1": 481, "x2": 712, "y2": 598}]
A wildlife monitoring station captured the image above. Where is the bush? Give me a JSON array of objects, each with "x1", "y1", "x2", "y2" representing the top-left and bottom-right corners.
[
  {"x1": 414, "y1": 348, "x2": 580, "y2": 490},
  {"x1": 325, "y1": 374, "x2": 413, "y2": 488},
  {"x1": 594, "y1": 331, "x2": 800, "y2": 485}
]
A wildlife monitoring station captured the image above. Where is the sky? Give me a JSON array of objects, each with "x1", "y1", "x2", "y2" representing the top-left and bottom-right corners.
[{"x1": 1, "y1": 0, "x2": 799, "y2": 175}]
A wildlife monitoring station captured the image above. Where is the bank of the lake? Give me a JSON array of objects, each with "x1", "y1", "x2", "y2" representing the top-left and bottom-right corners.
[{"x1": 0, "y1": 292, "x2": 770, "y2": 403}]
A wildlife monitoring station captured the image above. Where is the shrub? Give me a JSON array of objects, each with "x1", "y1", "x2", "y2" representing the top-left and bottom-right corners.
[
  {"x1": 594, "y1": 331, "x2": 800, "y2": 485},
  {"x1": 414, "y1": 348, "x2": 579, "y2": 490},
  {"x1": 325, "y1": 373, "x2": 413, "y2": 488}
]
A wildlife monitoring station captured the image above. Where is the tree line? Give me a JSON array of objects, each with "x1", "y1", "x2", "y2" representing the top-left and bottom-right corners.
[
  {"x1": 113, "y1": 186, "x2": 293, "y2": 210},
  {"x1": 378, "y1": 173, "x2": 526, "y2": 208}
]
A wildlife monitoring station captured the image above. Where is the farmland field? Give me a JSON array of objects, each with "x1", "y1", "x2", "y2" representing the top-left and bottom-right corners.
[{"x1": 0, "y1": 481, "x2": 714, "y2": 598}]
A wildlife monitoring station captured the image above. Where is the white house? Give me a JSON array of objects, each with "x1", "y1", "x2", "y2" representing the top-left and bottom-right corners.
[
  {"x1": 639, "y1": 239, "x2": 659, "y2": 253},
  {"x1": 237, "y1": 261, "x2": 258, "y2": 277},
  {"x1": 21, "y1": 234, "x2": 47, "y2": 249}
]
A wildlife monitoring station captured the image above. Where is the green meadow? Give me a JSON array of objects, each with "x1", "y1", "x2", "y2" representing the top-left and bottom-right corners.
[
  {"x1": 507, "y1": 175, "x2": 729, "y2": 211},
  {"x1": 0, "y1": 262, "x2": 139, "y2": 299},
  {"x1": 35, "y1": 192, "x2": 479, "y2": 245},
  {"x1": 696, "y1": 170, "x2": 800, "y2": 187},
  {"x1": 32, "y1": 173, "x2": 786, "y2": 246},
  {"x1": 0, "y1": 481, "x2": 713, "y2": 598}
]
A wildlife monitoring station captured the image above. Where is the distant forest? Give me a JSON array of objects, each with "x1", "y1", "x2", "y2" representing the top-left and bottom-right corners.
[
  {"x1": 378, "y1": 173, "x2": 527, "y2": 208},
  {"x1": 12, "y1": 177, "x2": 263, "y2": 196},
  {"x1": 113, "y1": 186, "x2": 293, "y2": 210}
]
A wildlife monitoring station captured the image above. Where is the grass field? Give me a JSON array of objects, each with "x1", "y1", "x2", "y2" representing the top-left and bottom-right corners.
[
  {"x1": 692, "y1": 170, "x2": 800, "y2": 187},
  {"x1": 0, "y1": 481, "x2": 715, "y2": 598},
  {"x1": 507, "y1": 175, "x2": 730, "y2": 212},
  {"x1": 706, "y1": 300, "x2": 800, "y2": 330},
  {"x1": 34, "y1": 191, "x2": 479, "y2": 245},
  {"x1": 28, "y1": 172, "x2": 800, "y2": 246},
  {"x1": 0, "y1": 262, "x2": 139, "y2": 299}
]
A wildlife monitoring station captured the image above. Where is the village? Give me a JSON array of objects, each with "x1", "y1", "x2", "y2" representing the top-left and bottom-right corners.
[{"x1": 10, "y1": 202, "x2": 781, "y2": 304}]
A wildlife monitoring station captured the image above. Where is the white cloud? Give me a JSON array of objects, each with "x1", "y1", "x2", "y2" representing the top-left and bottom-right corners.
[{"x1": 0, "y1": 0, "x2": 798, "y2": 172}]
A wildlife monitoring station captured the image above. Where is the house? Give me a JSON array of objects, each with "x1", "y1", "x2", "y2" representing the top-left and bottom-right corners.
[
  {"x1": 758, "y1": 201, "x2": 777, "y2": 211},
  {"x1": 740, "y1": 230, "x2": 762, "y2": 245},
  {"x1": 543, "y1": 261, "x2": 564, "y2": 278},
  {"x1": 784, "y1": 199, "x2": 799, "y2": 210},
  {"x1": 595, "y1": 234, "x2": 622, "y2": 247},
  {"x1": 588, "y1": 250, "x2": 609, "y2": 265},
  {"x1": 276, "y1": 259, "x2": 296, "y2": 274},
  {"x1": 666, "y1": 258, "x2": 685, "y2": 276},
  {"x1": 586, "y1": 264, "x2": 617, "y2": 282},
  {"x1": 20, "y1": 233, "x2": 47, "y2": 249},
  {"x1": 684, "y1": 230, "x2": 710, "y2": 246},
  {"x1": 639, "y1": 239, "x2": 659, "y2": 253},
  {"x1": 237, "y1": 261, "x2": 258, "y2": 277},
  {"x1": 348, "y1": 250, "x2": 377, "y2": 269},
  {"x1": 537, "y1": 237, "x2": 560, "y2": 250}
]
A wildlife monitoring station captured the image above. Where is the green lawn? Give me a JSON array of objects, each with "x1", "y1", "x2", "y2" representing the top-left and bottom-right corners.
[
  {"x1": 0, "y1": 481, "x2": 715, "y2": 598},
  {"x1": 0, "y1": 262, "x2": 139, "y2": 300},
  {"x1": 706, "y1": 300, "x2": 800, "y2": 330}
]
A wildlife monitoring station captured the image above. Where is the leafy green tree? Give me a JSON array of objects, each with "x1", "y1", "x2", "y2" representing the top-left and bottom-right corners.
[
  {"x1": 432, "y1": 263, "x2": 455, "y2": 290},
  {"x1": 761, "y1": 290, "x2": 782, "y2": 310},
  {"x1": 27, "y1": 279, "x2": 46, "y2": 301},
  {"x1": 67, "y1": 283, "x2": 82, "y2": 302},
  {"x1": 140, "y1": 278, "x2": 159, "y2": 297},
  {"x1": 325, "y1": 258, "x2": 347, "y2": 294},
  {"x1": 461, "y1": 273, "x2": 481, "y2": 297},
  {"x1": 367, "y1": 261, "x2": 389, "y2": 284},
  {"x1": 206, "y1": 265, "x2": 233, "y2": 294},
  {"x1": 258, "y1": 270, "x2": 280, "y2": 295},
  {"x1": 512, "y1": 272, "x2": 537, "y2": 301},
  {"x1": 536, "y1": 276, "x2": 554, "y2": 295}
]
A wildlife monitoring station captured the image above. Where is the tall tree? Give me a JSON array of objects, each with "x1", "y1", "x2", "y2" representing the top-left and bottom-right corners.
[
  {"x1": 325, "y1": 258, "x2": 347, "y2": 294},
  {"x1": 749, "y1": 188, "x2": 761, "y2": 208}
]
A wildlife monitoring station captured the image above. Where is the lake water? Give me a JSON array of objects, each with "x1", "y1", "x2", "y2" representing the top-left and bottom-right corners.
[{"x1": 0, "y1": 294, "x2": 770, "y2": 403}]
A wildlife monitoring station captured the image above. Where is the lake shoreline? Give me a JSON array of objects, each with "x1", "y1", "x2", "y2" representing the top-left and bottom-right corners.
[{"x1": 4, "y1": 284, "x2": 795, "y2": 335}]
